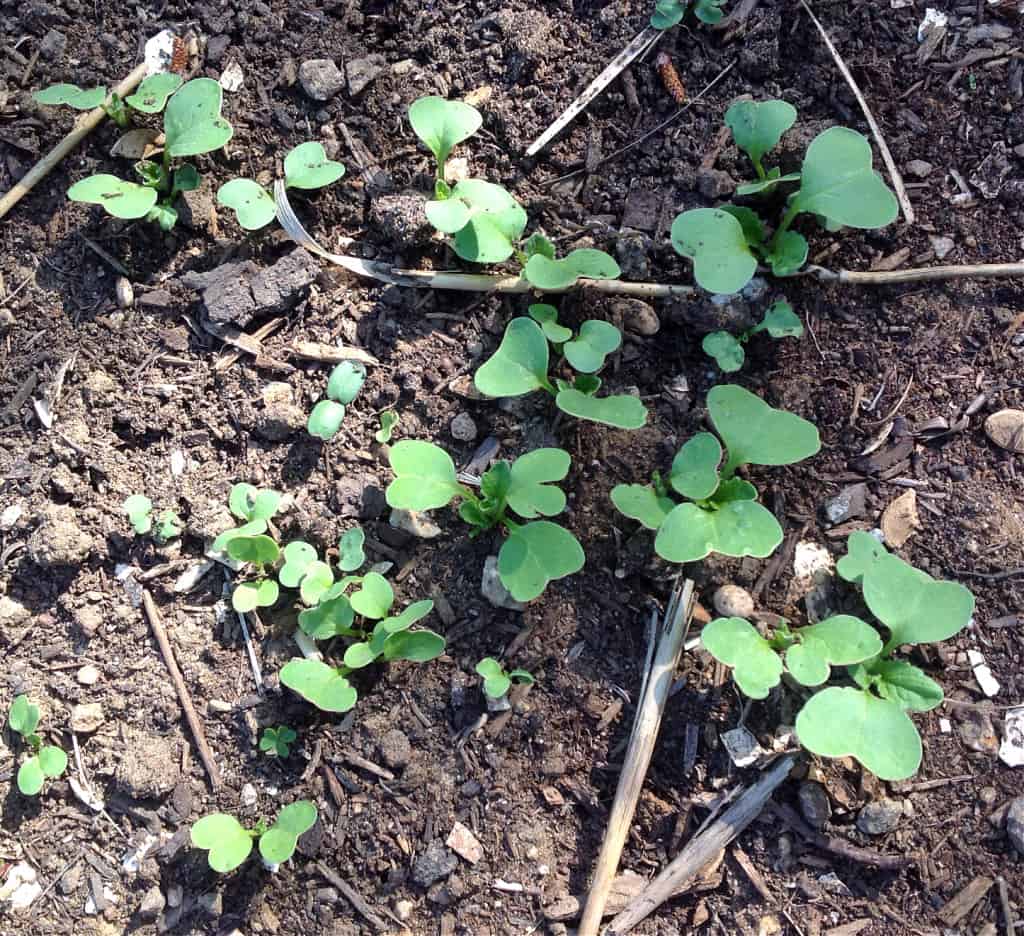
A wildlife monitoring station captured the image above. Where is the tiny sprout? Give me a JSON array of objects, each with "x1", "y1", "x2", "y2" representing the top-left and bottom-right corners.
[
  {"x1": 702, "y1": 299, "x2": 803, "y2": 373},
  {"x1": 191, "y1": 801, "x2": 317, "y2": 872},
  {"x1": 475, "y1": 658, "x2": 535, "y2": 700},
  {"x1": 9, "y1": 695, "x2": 68, "y2": 796},
  {"x1": 259, "y1": 725, "x2": 297, "y2": 758},
  {"x1": 337, "y1": 527, "x2": 366, "y2": 572},
  {"x1": 308, "y1": 362, "x2": 367, "y2": 442},
  {"x1": 123, "y1": 494, "x2": 153, "y2": 535},
  {"x1": 375, "y1": 411, "x2": 399, "y2": 444}
]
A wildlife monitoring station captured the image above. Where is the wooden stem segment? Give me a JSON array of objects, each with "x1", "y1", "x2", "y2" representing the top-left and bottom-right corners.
[
  {"x1": 142, "y1": 589, "x2": 222, "y2": 789},
  {"x1": 577, "y1": 580, "x2": 695, "y2": 936},
  {"x1": 0, "y1": 62, "x2": 149, "y2": 223},
  {"x1": 830, "y1": 261, "x2": 1024, "y2": 286},
  {"x1": 606, "y1": 754, "x2": 796, "y2": 935}
]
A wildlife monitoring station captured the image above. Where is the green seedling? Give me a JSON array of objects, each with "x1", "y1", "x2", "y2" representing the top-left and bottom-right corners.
[
  {"x1": 191, "y1": 801, "x2": 317, "y2": 872},
  {"x1": 702, "y1": 299, "x2": 803, "y2": 373},
  {"x1": 375, "y1": 411, "x2": 399, "y2": 444},
  {"x1": 66, "y1": 77, "x2": 231, "y2": 230},
  {"x1": 211, "y1": 483, "x2": 282, "y2": 556},
  {"x1": 474, "y1": 305, "x2": 646, "y2": 430},
  {"x1": 35, "y1": 73, "x2": 185, "y2": 128},
  {"x1": 123, "y1": 494, "x2": 182, "y2": 543},
  {"x1": 386, "y1": 440, "x2": 584, "y2": 601},
  {"x1": 228, "y1": 533, "x2": 281, "y2": 612},
  {"x1": 651, "y1": 0, "x2": 726, "y2": 28},
  {"x1": 702, "y1": 531, "x2": 974, "y2": 780},
  {"x1": 337, "y1": 527, "x2": 366, "y2": 572},
  {"x1": 612, "y1": 385, "x2": 819, "y2": 562},
  {"x1": 8, "y1": 695, "x2": 68, "y2": 796},
  {"x1": 409, "y1": 95, "x2": 483, "y2": 182},
  {"x1": 217, "y1": 141, "x2": 346, "y2": 231},
  {"x1": 672, "y1": 100, "x2": 898, "y2": 294},
  {"x1": 475, "y1": 658, "x2": 535, "y2": 699},
  {"x1": 259, "y1": 725, "x2": 297, "y2": 758},
  {"x1": 308, "y1": 361, "x2": 367, "y2": 442},
  {"x1": 519, "y1": 234, "x2": 622, "y2": 291}
]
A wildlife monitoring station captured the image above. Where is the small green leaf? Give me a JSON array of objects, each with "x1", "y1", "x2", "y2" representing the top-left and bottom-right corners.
[
  {"x1": 836, "y1": 530, "x2": 888, "y2": 584},
  {"x1": 650, "y1": 0, "x2": 684, "y2": 29},
  {"x1": 475, "y1": 318, "x2": 551, "y2": 397},
  {"x1": 232, "y1": 578, "x2": 279, "y2": 613},
  {"x1": 375, "y1": 411, "x2": 399, "y2": 444},
  {"x1": 724, "y1": 99, "x2": 797, "y2": 168},
  {"x1": 654, "y1": 500, "x2": 782, "y2": 563},
  {"x1": 379, "y1": 599, "x2": 434, "y2": 634},
  {"x1": 694, "y1": 0, "x2": 726, "y2": 23},
  {"x1": 735, "y1": 172, "x2": 801, "y2": 197},
  {"x1": 349, "y1": 571, "x2": 394, "y2": 619},
  {"x1": 228, "y1": 484, "x2": 280, "y2": 523},
  {"x1": 343, "y1": 641, "x2": 379, "y2": 669},
  {"x1": 702, "y1": 331, "x2": 745, "y2": 372},
  {"x1": 17, "y1": 757, "x2": 45, "y2": 796},
  {"x1": 216, "y1": 179, "x2": 276, "y2": 230},
  {"x1": 528, "y1": 304, "x2": 572, "y2": 344},
  {"x1": 753, "y1": 300, "x2": 803, "y2": 339},
  {"x1": 211, "y1": 519, "x2": 266, "y2": 555},
  {"x1": 765, "y1": 230, "x2": 808, "y2": 277},
  {"x1": 307, "y1": 399, "x2": 346, "y2": 441},
  {"x1": 671, "y1": 209, "x2": 758, "y2": 296},
  {"x1": 555, "y1": 389, "x2": 647, "y2": 429},
  {"x1": 408, "y1": 96, "x2": 483, "y2": 167},
  {"x1": 125, "y1": 72, "x2": 183, "y2": 114},
  {"x1": 479, "y1": 665, "x2": 511, "y2": 699},
  {"x1": 227, "y1": 534, "x2": 280, "y2": 566},
  {"x1": 509, "y1": 669, "x2": 534, "y2": 686},
  {"x1": 37, "y1": 745, "x2": 68, "y2": 778},
  {"x1": 498, "y1": 521, "x2": 584, "y2": 602},
  {"x1": 710, "y1": 478, "x2": 758, "y2": 504},
  {"x1": 9, "y1": 696, "x2": 40, "y2": 737},
  {"x1": 506, "y1": 448, "x2": 570, "y2": 519},
  {"x1": 447, "y1": 180, "x2": 528, "y2": 264},
  {"x1": 701, "y1": 616, "x2": 783, "y2": 699},
  {"x1": 425, "y1": 196, "x2": 472, "y2": 233},
  {"x1": 259, "y1": 801, "x2": 317, "y2": 864},
  {"x1": 164, "y1": 78, "x2": 233, "y2": 158},
  {"x1": 123, "y1": 494, "x2": 153, "y2": 534},
  {"x1": 154, "y1": 510, "x2": 182, "y2": 542},
  {"x1": 523, "y1": 249, "x2": 621, "y2": 291},
  {"x1": 573, "y1": 374, "x2": 601, "y2": 395},
  {"x1": 284, "y1": 141, "x2": 345, "y2": 190},
  {"x1": 523, "y1": 233, "x2": 556, "y2": 261},
  {"x1": 853, "y1": 658, "x2": 943, "y2": 712},
  {"x1": 68, "y1": 174, "x2": 159, "y2": 219},
  {"x1": 299, "y1": 561, "x2": 334, "y2": 606},
  {"x1": 278, "y1": 541, "x2": 317, "y2": 589},
  {"x1": 191, "y1": 814, "x2": 254, "y2": 873},
  {"x1": 298, "y1": 592, "x2": 355, "y2": 640},
  {"x1": 382, "y1": 628, "x2": 446, "y2": 662},
  {"x1": 386, "y1": 440, "x2": 464, "y2": 511},
  {"x1": 280, "y1": 659, "x2": 358, "y2": 712},
  {"x1": 720, "y1": 205, "x2": 767, "y2": 246},
  {"x1": 327, "y1": 361, "x2": 366, "y2": 404},
  {"x1": 337, "y1": 527, "x2": 366, "y2": 572},
  {"x1": 669, "y1": 432, "x2": 722, "y2": 500},
  {"x1": 563, "y1": 320, "x2": 622, "y2": 374},
  {"x1": 146, "y1": 203, "x2": 179, "y2": 232},
  {"x1": 784, "y1": 615, "x2": 884, "y2": 687},
  {"x1": 34, "y1": 83, "x2": 107, "y2": 109},
  {"x1": 610, "y1": 484, "x2": 674, "y2": 530}
]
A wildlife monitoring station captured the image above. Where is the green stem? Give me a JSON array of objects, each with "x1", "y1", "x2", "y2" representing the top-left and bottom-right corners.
[
  {"x1": 770, "y1": 202, "x2": 801, "y2": 254},
  {"x1": 753, "y1": 158, "x2": 766, "y2": 181}
]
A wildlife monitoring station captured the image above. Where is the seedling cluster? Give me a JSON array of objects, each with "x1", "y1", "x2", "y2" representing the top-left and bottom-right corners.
[
  {"x1": 123, "y1": 493, "x2": 182, "y2": 543},
  {"x1": 191, "y1": 800, "x2": 317, "y2": 872},
  {"x1": 307, "y1": 361, "x2": 367, "y2": 441},
  {"x1": 701, "y1": 299, "x2": 803, "y2": 373},
  {"x1": 8, "y1": 696, "x2": 68, "y2": 796},
  {"x1": 476, "y1": 658, "x2": 535, "y2": 700},
  {"x1": 651, "y1": 0, "x2": 726, "y2": 29}
]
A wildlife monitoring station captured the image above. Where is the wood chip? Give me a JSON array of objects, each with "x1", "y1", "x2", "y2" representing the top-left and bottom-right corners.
[
  {"x1": 825, "y1": 920, "x2": 872, "y2": 936},
  {"x1": 937, "y1": 875, "x2": 993, "y2": 926},
  {"x1": 880, "y1": 489, "x2": 921, "y2": 547},
  {"x1": 984, "y1": 409, "x2": 1024, "y2": 453},
  {"x1": 289, "y1": 340, "x2": 379, "y2": 366},
  {"x1": 446, "y1": 821, "x2": 483, "y2": 865}
]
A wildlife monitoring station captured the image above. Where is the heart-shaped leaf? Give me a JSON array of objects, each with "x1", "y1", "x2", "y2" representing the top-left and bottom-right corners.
[
  {"x1": 260, "y1": 801, "x2": 317, "y2": 864},
  {"x1": 9, "y1": 696, "x2": 40, "y2": 737},
  {"x1": 669, "y1": 432, "x2": 722, "y2": 500},
  {"x1": 125, "y1": 73, "x2": 183, "y2": 114},
  {"x1": 506, "y1": 448, "x2": 570, "y2": 519},
  {"x1": 227, "y1": 534, "x2": 280, "y2": 566},
  {"x1": 232, "y1": 578, "x2": 279, "y2": 613},
  {"x1": 650, "y1": 0, "x2": 684, "y2": 29},
  {"x1": 344, "y1": 641, "x2": 379, "y2": 669},
  {"x1": 863, "y1": 553, "x2": 974, "y2": 648},
  {"x1": 123, "y1": 494, "x2": 153, "y2": 534},
  {"x1": 475, "y1": 317, "x2": 552, "y2": 397},
  {"x1": 379, "y1": 599, "x2": 434, "y2": 635},
  {"x1": 671, "y1": 208, "x2": 758, "y2": 296},
  {"x1": 68, "y1": 174, "x2": 158, "y2": 219},
  {"x1": 425, "y1": 196, "x2": 472, "y2": 233},
  {"x1": 702, "y1": 331, "x2": 745, "y2": 373},
  {"x1": 735, "y1": 172, "x2": 802, "y2": 197},
  {"x1": 382, "y1": 628, "x2": 446, "y2": 662},
  {"x1": 284, "y1": 141, "x2": 345, "y2": 190},
  {"x1": 523, "y1": 232, "x2": 556, "y2": 260},
  {"x1": 191, "y1": 814, "x2": 254, "y2": 872},
  {"x1": 708, "y1": 384, "x2": 820, "y2": 473},
  {"x1": 725, "y1": 99, "x2": 797, "y2": 169},
  {"x1": 327, "y1": 361, "x2": 366, "y2": 404},
  {"x1": 171, "y1": 164, "x2": 200, "y2": 197},
  {"x1": 610, "y1": 484, "x2": 675, "y2": 530},
  {"x1": 765, "y1": 230, "x2": 808, "y2": 277},
  {"x1": 554, "y1": 389, "x2": 647, "y2": 429},
  {"x1": 229, "y1": 484, "x2": 280, "y2": 523},
  {"x1": 17, "y1": 757, "x2": 45, "y2": 796},
  {"x1": 701, "y1": 616, "x2": 783, "y2": 699},
  {"x1": 528, "y1": 304, "x2": 572, "y2": 344},
  {"x1": 752, "y1": 300, "x2": 803, "y2": 338},
  {"x1": 299, "y1": 561, "x2": 334, "y2": 606},
  {"x1": 280, "y1": 659, "x2": 358, "y2": 712},
  {"x1": 387, "y1": 440, "x2": 464, "y2": 511},
  {"x1": 337, "y1": 527, "x2": 366, "y2": 572},
  {"x1": 408, "y1": 96, "x2": 483, "y2": 166},
  {"x1": 654, "y1": 500, "x2": 783, "y2": 563},
  {"x1": 476, "y1": 657, "x2": 511, "y2": 698},
  {"x1": 278, "y1": 541, "x2": 317, "y2": 589},
  {"x1": 349, "y1": 571, "x2": 394, "y2": 619},
  {"x1": 298, "y1": 592, "x2": 355, "y2": 640},
  {"x1": 563, "y1": 320, "x2": 622, "y2": 374},
  {"x1": 852, "y1": 658, "x2": 943, "y2": 712},
  {"x1": 37, "y1": 745, "x2": 68, "y2": 778},
  {"x1": 795, "y1": 686, "x2": 921, "y2": 780},
  {"x1": 836, "y1": 530, "x2": 888, "y2": 584},
  {"x1": 523, "y1": 249, "x2": 622, "y2": 291},
  {"x1": 447, "y1": 180, "x2": 528, "y2": 263},
  {"x1": 573, "y1": 374, "x2": 601, "y2": 395},
  {"x1": 792, "y1": 127, "x2": 898, "y2": 229},
  {"x1": 498, "y1": 521, "x2": 584, "y2": 602},
  {"x1": 211, "y1": 519, "x2": 266, "y2": 555},
  {"x1": 784, "y1": 615, "x2": 883, "y2": 687},
  {"x1": 216, "y1": 179, "x2": 276, "y2": 230},
  {"x1": 164, "y1": 78, "x2": 233, "y2": 158},
  {"x1": 694, "y1": 0, "x2": 726, "y2": 23},
  {"x1": 34, "y1": 83, "x2": 107, "y2": 109}
]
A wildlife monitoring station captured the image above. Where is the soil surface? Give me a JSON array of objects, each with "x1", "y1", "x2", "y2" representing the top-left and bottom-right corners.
[{"x1": 1, "y1": 1, "x2": 1023, "y2": 935}]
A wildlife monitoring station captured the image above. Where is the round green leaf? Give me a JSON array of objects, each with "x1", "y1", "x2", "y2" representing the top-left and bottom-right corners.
[
  {"x1": 482, "y1": 673, "x2": 511, "y2": 699},
  {"x1": 125, "y1": 72, "x2": 183, "y2": 114},
  {"x1": 34, "y1": 83, "x2": 107, "y2": 109},
  {"x1": 299, "y1": 561, "x2": 334, "y2": 606},
  {"x1": 343, "y1": 641, "x2": 379, "y2": 669},
  {"x1": 123, "y1": 494, "x2": 153, "y2": 534},
  {"x1": 349, "y1": 571, "x2": 394, "y2": 619},
  {"x1": 448, "y1": 180, "x2": 528, "y2": 264},
  {"x1": 766, "y1": 230, "x2": 808, "y2": 277},
  {"x1": 232, "y1": 578, "x2": 279, "y2": 613},
  {"x1": 298, "y1": 593, "x2": 355, "y2": 640},
  {"x1": 523, "y1": 249, "x2": 622, "y2": 291},
  {"x1": 671, "y1": 209, "x2": 757, "y2": 295},
  {"x1": 785, "y1": 615, "x2": 883, "y2": 687},
  {"x1": 497, "y1": 521, "x2": 584, "y2": 602},
  {"x1": 326, "y1": 361, "x2": 366, "y2": 405},
  {"x1": 227, "y1": 534, "x2": 280, "y2": 566},
  {"x1": 795, "y1": 686, "x2": 922, "y2": 781},
  {"x1": 382, "y1": 628, "x2": 446, "y2": 662},
  {"x1": 554, "y1": 389, "x2": 647, "y2": 429},
  {"x1": 724, "y1": 99, "x2": 797, "y2": 167},
  {"x1": 307, "y1": 400, "x2": 346, "y2": 441},
  {"x1": 164, "y1": 78, "x2": 233, "y2": 157},
  {"x1": 278, "y1": 541, "x2": 317, "y2": 589},
  {"x1": 191, "y1": 814, "x2": 253, "y2": 873},
  {"x1": 669, "y1": 432, "x2": 722, "y2": 500},
  {"x1": 216, "y1": 179, "x2": 276, "y2": 230},
  {"x1": 337, "y1": 527, "x2": 366, "y2": 572},
  {"x1": 258, "y1": 828, "x2": 297, "y2": 865},
  {"x1": 528, "y1": 304, "x2": 572, "y2": 344},
  {"x1": 610, "y1": 484, "x2": 674, "y2": 531},
  {"x1": 650, "y1": 0, "x2": 684, "y2": 29},
  {"x1": 853, "y1": 659, "x2": 943, "y2": 713},
  {"x1": 284, "y1": 141, "x2": 345, "y2": 190},
  {"x1": 475, "y1": 317, "x2": 551, "y2": 397},
  {"x1": 710, "y1": 478, "x2": 758, "y2": 504},
  {"x1": 379, "y1": 599, "x2": 434, "y2": 634},
  {"x1": 408, "y1": 96, "x2": 483, "y2": 166},
  {"x1": 280, "y1": 659, "x2": 358, "y2": 712},
  {"x1": 273, "y1": 800, "x2": 317, "y2": 839},
  {"x1": 425, "y1": 197, "x2": 472, "y2": 233},
  {"x1": 694, "y1": 0, "x2": 726, "y2": 23},
  {"x1": 702, "y1": 332, "x2": 745, "y2": 373},
  {"x1": 375, "y1": 411, "x2": 399, "y2": 444},
  {"x1": 211, "y1": 519, "x2": 266, "y2": 555},
  {"x1": 386, "y1": 440, "x2": 463, "y2": 511},
  {"x1": 475, "y1": 657, "x2": 504, "y2": 680},
  {"x1": 754, "y1": 300, "x2": 803, "y2": 339},
  {"x1": 37, "y1": 745, "x2": 68, "y2": 778},
  {"x1": 506, "y1": 448, "x2": 570, "y2": 519},
  {"x1": 563, "y1": 320, "x2": 622, "y2": 374},
  {"x1": 17, "y1": 758, "x2": 45, "y2": 796},
  {"x1": 836, "y1": 530, "x2": 888, "y2": 584},
  {"x1": 701, "y1": 616, "x2": 783, "y2": 699},
  {"x1": 9, "y1": 695, "x2": 40, "y2": 737},
  {"x1": 654, "y1": 500, "x2": 782, "y2": 563},
  {"x1": 68, "y1": 174, "x2": 159, "y2": 219}
]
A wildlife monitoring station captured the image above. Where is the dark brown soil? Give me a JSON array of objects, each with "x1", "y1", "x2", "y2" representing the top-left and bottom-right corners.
[{"x1": 1, "y1": 1, "x2": 1023, "y2": 935}]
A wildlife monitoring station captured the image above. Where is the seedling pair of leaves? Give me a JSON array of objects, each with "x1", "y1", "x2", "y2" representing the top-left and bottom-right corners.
[
  {"x1": 702, "y1": 531, "x2": 975, "y2": 780},
  {"x1": 35, "y1": 71, "x2": 183, "y2": 128},
  {"x1": 476, "y1": 658, "x2": 534, "y2": 700},
  {"x1": 217, "y1": 141, "x2": 346, "y2": 231},
  {"x1": 280, "y1": 571, "x2": 445, "y2": 713},
  {"x1": 209, "y1": 483, "x2": 281, "y2": 610},
  {"x1": 671, "y1": 99, "x2": 899, "y2": 294},
  {"x1": 259, "y1": 725, "x2": 297, "y2": 758},
  {"x1": 651, "y1": 0, "x2": 726, "y2": 29},
  {"x1": 122, "y1": 494, "x2": 183, "y2": 543},
  {"x1": 612, "y1": 385, "x2": 820, "y2": 562},
  {"x1": 307, "y1": 361, "x2": 367, "y2": 441},
  {"x1": 474, "y1": 306, "x2": 647, "y2": 430},
  {"x1": 701, "y1": 299, "x2": 803, "y2": 373},
  {"x1": 61, "y1": 78, "x2": 233, "y2": 231},
  {"x1": 8, "y1": 696, "x2": 68, "y2": 796},
  {"x1": 191, "y1": 801, "x2": 317, "y2": 872}
]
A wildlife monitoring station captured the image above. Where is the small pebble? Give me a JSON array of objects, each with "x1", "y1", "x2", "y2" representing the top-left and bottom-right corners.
[
  {"x1": 450, "y1": 412, "x2": 478, "y2": 442},
  {"x1": 70, "y1": 702, "x2": 104, "y2": 733},
  {"x1": 712, "y1": 584, "x2": 754, "y2": 619},
  {"x1": 856, "y1": 799, "x2": 902, "y2": 836},
  {"x1": 76, "y1": 665, "x2": 101, "y2": 686}
]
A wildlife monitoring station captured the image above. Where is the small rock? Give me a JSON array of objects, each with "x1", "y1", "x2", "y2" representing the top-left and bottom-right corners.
[
  {"x1": 394, "y1": 899, "x2": 414, "y2": 921},
  {"x1": 999, "y1": 706, "x2": 1024, "y2": 767},
  {"x1": 880, "y1": 489, "x2": 920, "y2": 548},
  {"x1": 721, "y1": 726, "x2": 767, "y2": 767},
  {"x1": 27, "y1": 504, "x2": 92, "y2": 567},
  {"x1": 614, "y1": 231, "x2": 652, "y2": 279},
  {"x1": 696, "y1": 167, "x2": 735, "y2": 200},
  {"x1": 450, "y1": 412, "x2": 477, "y2": 442},
  {"x1": 0, "y1": 595, "x2": 31, "y2": 630},
  {"x1": 984, "y1": 409, "x2": 1024, "y2": 454},
  {"x1": 411, "y1": 841, "x2": 457, "y2": 887},
  {"x1": 346, "y1": 54, "x2": 385, "y2": 96},
  {"x1": 446, "y1": 821, "x2": 484, "y2": 864},
  {"x1": 712, "y1": 584, "x2": 754, "y2": 619},
  {"x1": 957, "y1": 704, "x2": 999, "y2": 754},
  {"x1": 71, "y1": 702, "x2": 104, "y2": 734},
  {"x1": 669, "y1": 287, "x2": 759, "y2": 331},
  {"x1": 115, "y1": 730, "x2": 181, "y2": 797},
  {"x1": 219, "y1": 60, "x2": 244, "y2": 93},
  {"x1": 390, "y1": 508, "x2": 441, "y2": 539},
  {"x1": 255, "y1": 401, "x2": 306, "y2": 442},
  {"x1": 543, "y1": 894, "x2": 580, "y2": 922},
  {"x1": 614, "y1": 298, "x2": 659, "y2": 336},
  {"x1": 198, "y1": 891, "x2": 223, "y2": 918},
  {"x1": 262, "y1": 382, "x2": 294, "y2": 406},
  {"x1": 39, "y1": 28, "x2": 67, "y2": 61},
  {"x1": 966, "y1": 23, "x2": 1013, "y2": 44},
  {"x1": 206, "y1": 34, "x2": 231, "y2": 65},
  {"x1": 76, "y1": 605, "x2": 103, "y2": 637},
  {"x1": 177, "y1": 183, "x2": 217, "y2": 233},
  {"x1": 77, "y1": 665, "x2": 101, "y2": 686},
  {"x1": 0, "y1": 861, "x2": 41, "y2": 911},
  {"x1": 856, "y1": 799, "x2": 902, "y2": 835},
  {"x1": 378, "y1": 728, "x2": 412, "y2": 770},
  {"x1": 797, "y1": 781, "x2": 832, "y2": 829},
  {"x1": 138, "y1": 887, "x2": 165, "y2": 922},
  {"x1": 904, "y1": 159, "x2": 933, "y2": 179},
  {"x1": 1006, "y1": 797, "x2": 1024, "y2": 856},
  {"x1": 481, "y1": 555, "x2": 527, "y2": 611},
  {"x1": 240, "y1": 783, "x2": 258, "y2": 808},
  {"x1": 968, "y1": 649, "x2": 1001, "y2": 698},
  {"x1": 298, "y1": 59, "x2": 345, "y2": 101},
  {"x1": 370, "y1": 194, "x2": 433, "y2": 249},
  {"x1": 821, "y1": 483, "x2": 867, "y2": 525},
  {"x1": 928, "y1": 235, "x2": 955, "y2": 260}
]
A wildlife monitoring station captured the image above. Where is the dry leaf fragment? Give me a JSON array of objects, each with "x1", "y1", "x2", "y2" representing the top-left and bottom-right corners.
[{"x1": 880, "y1": 489, "x2": 920, "y2": 547}]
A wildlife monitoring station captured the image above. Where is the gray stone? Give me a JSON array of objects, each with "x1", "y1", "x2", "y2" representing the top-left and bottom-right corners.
[
  {"x1": 797, "y1": 781, "x2": 832, "y2": 830},
  {"x1": 389, "y1": 508, "x2": 441, "y2": 539},
  {"x1": 696, "y1": 167, "x2": 735, "y2": 201},
  {"x1": 620, "y1": 189, "x2": 660, "y2": 233},
  {"x1": 115, "y1": 730, "x2": 180, "y2": 797},
  {"x1": 0, "y1": 595, "x2": 30, "y2": 629},
  {"x1": 39, "y1": 29, "x2": 67, "y2": 61},
  {"x1": 378, "y1": 728, "x2": 412, "y2": 770},
  {"x1": 712, "y1": 584, "x2": 754, "y2": 619},
  {"x1": 481, "y1": 555, "x2": 526, "y2": 611},
  {"x1": 614, "y1": 231, "x2": 652, "y2": 279},
  {"x1": 299, "y1": 59, "x2": 345, "y2": 101},
  {"x1": 821, "y1": 483, "x2": 867, "y2": 525},
  {"x1": 856, "y1": 799, "x2": 902, "y2": 836},
  {"x1": 667, "y1": 288, "x2": 758, "y2": 332},
  {"x1": 956, "y1": 705, "x2": 999, "y2": 754},
  {"x1": 346, "y1": 54, "x2": 386, "y2": 96},
  {"x1": 1007, "y1": 797, "x2": 1024, "y2": 856},
  {"x1": 928, "y1": 235, "x2": 955, "y2": 260},
  {"x1": 966, "y1": 23, "x2": 1013, "y2": 44},
  {"x1": 197, "y1": 891, "x2": 222, "y2": 918},
  {"x1": 138, "y1": 886, "x2": 165, "y2": 922},
  {"x1": 207, "y1": 34, "x2": 231, "y2": 65},
  {"x1": 255, "y1": 401, "x2": 306, "y2": 442},
  {"x1": 71, "y1": 702, "x2": 104, "y2": 734},
  {"x1": 412, "y1": 841, "x2": 457, "y2": 887},
  {"x1": 370, "y1": 194, "x2": 433, "y2": 249},
  {"x1": 614, "y1": 298, "x2": 659, "y2": 337},
  {"x1": 905, "y1": 159, "x2": 933, "y2": 179},
  {"x1": 177, "y1": 182, "x2": 217, "y2": 233},
  {"x1": 27, "y1": 505, "x2": 92, "y2": 567},
  {"x1": 450, "y1": 413, "x2": 477, "y2": 442}
]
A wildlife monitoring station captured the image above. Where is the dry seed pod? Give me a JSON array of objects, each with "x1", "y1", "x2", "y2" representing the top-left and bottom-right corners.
[
  {"x1": 115, "y1": 276, "x2": 134, "y2": 309},
  {"x1": 655, "y1": 53, "x2": 686, "y2": 105}
]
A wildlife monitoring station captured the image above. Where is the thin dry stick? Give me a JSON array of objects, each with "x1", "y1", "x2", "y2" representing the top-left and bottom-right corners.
[
  {"x1": 577, "y1": 580, "x2": 695, "y2": 936},
  {"x1": 315, "y1": 861, "x2": 389, "y2": 932},
  {"x1": 607, "y1": 754, "x2": 795, "y2": 935},
  {"x1": 142, "y1": 589, "x2": 222, "y2": 789},
  {"x1": 0, "y1": 62, "x2": 149, "y2": 222},
  {"x1": 813, "y1": 261, "x2": 1024, "y2": 286},
  {"x1": 799, "y1": 0, "x2": 914, "y2": 225}
]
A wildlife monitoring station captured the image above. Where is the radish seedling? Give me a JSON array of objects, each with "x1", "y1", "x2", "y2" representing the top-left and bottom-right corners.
[
  {"x1": 191, "y1": 801, "x2": 317, "y2": 872},
  {"x1": 122, "y1": 494, "x2": 182, "y2": 543},
  {"x1": 651, "y1": 0, "x2": 726, "y2": 29},
  {"x1": 475, "y1": 658, "x2": 535, "y2": 700},
  {"x1": 474, "y1": 305, "x2": 646, "y2": 429},
  {"x1": 701, "y1": 531, "x2": 974, "y2": 780},
  {"x1": 34, "y1": 73, "x2": 185, "y2": 128},
  {"x1": 375, "y1": 411, "x2": 399, "y2": 444},
  {"x1": 8, "y1": 695, "x2": 68, "y2": 796},
  {"x1": 386, "y1": 441, "x2": 584, "y2": 601},
  {"x1": 307, "y1": 361, "x2": 367, "y2": 442},
  {"x1": 337, "y1": 527, "x2": 366, "y2": 572},
  {"x1": 702, "y1": 299, "x2": 803, "y2": 373},
  {"x1": 259, "y1": 725, "x2": 297, "y2": 758},
  {"x1": 612, "y1": 385, "x2": 819, "y2": 562}
]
